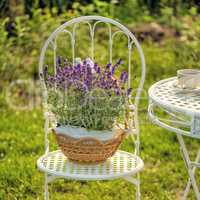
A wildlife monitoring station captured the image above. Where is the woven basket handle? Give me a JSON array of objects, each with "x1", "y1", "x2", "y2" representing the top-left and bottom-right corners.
[{"x1": 75, "y1": 137, "x2": 103, "y2": 146}]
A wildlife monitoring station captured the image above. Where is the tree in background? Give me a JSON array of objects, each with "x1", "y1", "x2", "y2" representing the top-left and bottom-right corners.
[
  {"x1": 39, "y1": 0, "x2": 46, "y2": 9},
  {"x1": 137, "y1": 0, "x2": 160, "y2": 14},
  {"x1": 137, "y1": 0, "x2": 200, "y2": 15},
  {"x1": 1, "y1": 0, "x2": 22, "y2": 37},
  {"x1": 24, "y1": 0, "x2": 33, "y2": 18}
]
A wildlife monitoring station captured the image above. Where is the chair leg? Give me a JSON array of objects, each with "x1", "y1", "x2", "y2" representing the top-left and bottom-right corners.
[
  {"x1": 136, "y1": 174, "x2": 141, "y2": 200},
  {"x1": 136, "y1": 184, "x2": 141, "y2": 200},
  {"x1": 44, "y1": 174, "x2": 49, "y2": 200},
  {"x1": 123, "y1": 174, "x2": 141, "y2": 200}
]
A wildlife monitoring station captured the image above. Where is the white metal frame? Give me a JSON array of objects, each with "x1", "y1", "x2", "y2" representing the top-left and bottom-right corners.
[
  {"x1": 148, "y1": 77, "x2": 200, "y2": 200},
  {"x1": 38, "y1": 16, "x2": 146, "y2": 200}
]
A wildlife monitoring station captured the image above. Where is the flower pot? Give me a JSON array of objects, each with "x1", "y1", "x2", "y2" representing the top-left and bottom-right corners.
[{"x1": 53, "y1": 125, "x2": 125, "y2": 164}]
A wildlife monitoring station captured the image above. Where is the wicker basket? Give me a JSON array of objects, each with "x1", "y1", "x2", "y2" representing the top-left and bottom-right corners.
[{"x1": 53, "y1": 128, "x2": 125, "y2": 164}]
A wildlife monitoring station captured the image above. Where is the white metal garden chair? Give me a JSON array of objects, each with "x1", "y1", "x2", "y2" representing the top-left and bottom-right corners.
[{"x1": 37, "y1": 16, "x2": 146, "y2": 200}]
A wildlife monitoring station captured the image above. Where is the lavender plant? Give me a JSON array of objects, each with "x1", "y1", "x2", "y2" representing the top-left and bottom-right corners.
[{"x1": 44, "y1": 57, "x2": 131, "y2": 131}]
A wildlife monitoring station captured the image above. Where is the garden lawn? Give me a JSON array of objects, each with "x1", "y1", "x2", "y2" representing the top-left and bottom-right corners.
[{"x1": 0, "y1": 105, "x2": 200, "y2": 199}]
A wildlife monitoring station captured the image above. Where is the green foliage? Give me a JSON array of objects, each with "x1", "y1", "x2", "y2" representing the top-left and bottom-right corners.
[
  {"x1": 72, "y1": 0, "x2": 111, "y2": 16},
  {"x1": 48, "y1": 87, "x2": 125, "y2": 130}
]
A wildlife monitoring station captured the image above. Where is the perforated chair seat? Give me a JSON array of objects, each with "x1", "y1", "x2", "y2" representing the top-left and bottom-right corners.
[{"x1": 37, "y1": 150, "x2": 144, "y2": 181}]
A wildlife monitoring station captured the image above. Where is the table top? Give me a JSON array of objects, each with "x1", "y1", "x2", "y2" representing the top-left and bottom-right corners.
[{"x1": 149, "y1": 77, "x2": 200, "y2": 117}]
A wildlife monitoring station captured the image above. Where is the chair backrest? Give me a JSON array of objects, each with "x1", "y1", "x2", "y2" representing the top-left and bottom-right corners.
[{"x1": 39, "y1": 16, "x2": 145, "y2": 107}]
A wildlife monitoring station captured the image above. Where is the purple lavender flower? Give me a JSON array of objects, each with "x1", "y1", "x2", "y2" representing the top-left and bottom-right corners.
[
  {"x1": 106, "y1": 63, "x2": 111, "y2": 69},
  {"x1": 46, "y1": 56, "x2": 128, "y2": 97},
  {"x1": 115, "y1": 88, "x2": 121, "y2": 96},
  {"x1": 56, "y1": 56, "x2": 62, "y2": 67},
  {"x1": 85, "y1": 57, "x2": 94, "y2": 67},
  {"x1": 127, "y1": 88, "x2": 132, "y2": 96},
  {"x1": 96, "y1": 66, "x2": 100, "y2": 74},
  {"x1": 111, "y1": 59, "x2": 122, "y2": 75},
  {"x1": 123, "y1": 73, "x2": 128, "y2": 82},
  {"x1": 107, "y1": 72, "x2": 112, "y2": 78},
  {"x1": 94, "y1": 63, "x2": 101, "y2": 74},
  {"x1": 120, "y1": 71, "x2": 128, "y2": 83},
  {"x1": 86, "y1": 65, "x2": 92, "y2": 74},
  {"x1": 120, "y1": 71, "x2": 126, "y2": 81}
]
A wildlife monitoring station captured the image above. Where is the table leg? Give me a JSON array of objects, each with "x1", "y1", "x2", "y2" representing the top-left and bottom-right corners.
[
  {"x1": 183, "y1": 150, "x2": 200, "y2": 200},
  {"x1": 176, "y1": 134, "x2": 200, "y2": 200}
]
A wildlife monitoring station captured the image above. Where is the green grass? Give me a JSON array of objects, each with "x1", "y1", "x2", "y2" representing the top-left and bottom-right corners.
[
  {"x1": 0, "y1": 104, "x2": 200, "y2": 199},
  {"x1": 1, "y1": 42, "x2": 200, "y2": 200}
]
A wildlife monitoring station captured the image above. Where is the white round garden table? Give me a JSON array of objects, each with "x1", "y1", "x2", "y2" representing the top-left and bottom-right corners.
[{"x1": 148, "y1": 77, "x2": 200, "y2": 200}]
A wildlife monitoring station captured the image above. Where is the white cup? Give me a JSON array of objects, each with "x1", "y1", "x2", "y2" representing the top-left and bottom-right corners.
[{"x1": 177, "y1": 69, "x2": 200, "y2": 89}]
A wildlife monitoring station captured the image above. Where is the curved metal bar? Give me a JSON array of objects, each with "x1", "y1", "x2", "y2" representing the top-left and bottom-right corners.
[
  {"x1": 72, "y1": 21, "x2": 93, "y2": 63},
  {"x1": 92, "y1": 21, "x2": 112, "y2": 62},
  {"x1": 111, "y1": 30, "x2": 129, "y2": 40},
  {"x1": 111, "y1": 30, "x2": 139, "y2": 144},
  {"x1": 54, "y1": 29, "x2": 74, "y2": 69},
  {"x1": 62, "y1": 30, "x2": 75, "y2": 65},
  {"x1": 128, "y1": 40, "x2": 133, "y2": 89},
  {"x1": 148, "y1": 102, "x2": 200, "y2": 140},
  {"x1": 53, "y1": 39, "x2": 57, "y2": 76},
  {"x1": 49, "y1": 40, "x2": 56, "y2": 50},
  {"x1": 164, "y1": 108, "x2": 190, "y2": 126},
  {"x1": 111, "y1": 30, "x2": 131, "y2": 84},
  {"x1": 44, "y1": 113, "x2": 50, "y2": 154},
  {"x1": 150, "y1": 101, "x2": 191, "y2": 127}
]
